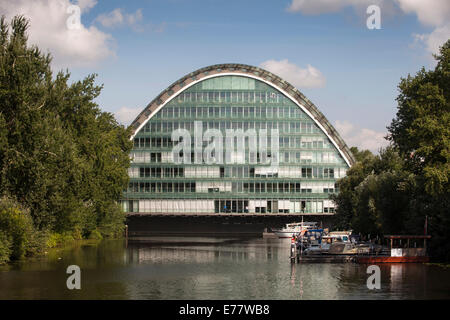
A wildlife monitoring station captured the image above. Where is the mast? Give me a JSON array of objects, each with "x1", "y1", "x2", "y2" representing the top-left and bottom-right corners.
[
  {"x1": 424, "y1": 215, "x2": 428, "y2": 235},
  {"x1": 300, "y1": 216, "x2": 304, "y2": 257}
]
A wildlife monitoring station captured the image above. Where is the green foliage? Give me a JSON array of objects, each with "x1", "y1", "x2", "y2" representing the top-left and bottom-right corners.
[
  {"x1": 0, "y1": 15, "x2": 132, "y2": 262},
  {"x1": 0, "y1": 197, "x2": 38, "y2": 261},
  {"x1": 349, "y1": 147, "x2": 375, "y2": 163},
  {"x1": 97, "y1": 203, "x2": 126, "y2": 238},
  {"x1": 88, "y1": 229, "x2": 103, "y2": 240},
  {"x1": 332, "y1": 146, "x2": 414, "y2": 235},
  {"x1": 46, "y1": 232, "x2": 75, "y2": 249},
  {"x1": 388, "y1": 40, "x2": 450, "y2": 260},
  {"x1": 388, "y1": 40, "x2": 450, "y2": 196},
  {"x1": 0, "y1": 233, "x2": 12, "y2": 265},
  {"x1": 331, "y1": 147, "x2": 377, "y2": 230}
]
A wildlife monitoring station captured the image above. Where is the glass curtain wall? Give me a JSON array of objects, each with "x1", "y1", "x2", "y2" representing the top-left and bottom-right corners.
[{"x1": 123, "y1": 76, "x2": 349, "y2": 214}]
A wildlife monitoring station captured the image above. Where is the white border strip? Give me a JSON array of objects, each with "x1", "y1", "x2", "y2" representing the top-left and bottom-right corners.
[{"x1": 130, "y1": 73, "x2": 352, "y2": 167}]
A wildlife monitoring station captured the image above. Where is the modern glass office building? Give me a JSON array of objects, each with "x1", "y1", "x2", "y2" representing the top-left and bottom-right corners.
[{"x1": 123, "y1": 64, "x2": 355, "y2": 215}]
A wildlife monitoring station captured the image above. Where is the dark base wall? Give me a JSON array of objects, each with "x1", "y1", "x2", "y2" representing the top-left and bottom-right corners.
[{"x1": 126, "y1": 215, "x2": 335, "y2": 237}]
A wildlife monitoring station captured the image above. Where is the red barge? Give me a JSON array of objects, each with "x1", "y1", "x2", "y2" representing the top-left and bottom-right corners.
[{"x1": 356, "y1": 235, "x2": 431, "y2": 264}]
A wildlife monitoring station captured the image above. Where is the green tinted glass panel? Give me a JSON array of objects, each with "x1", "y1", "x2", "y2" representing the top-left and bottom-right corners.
[{"x1": 123, "y1": 75, "x2": 349, "y2": 215}]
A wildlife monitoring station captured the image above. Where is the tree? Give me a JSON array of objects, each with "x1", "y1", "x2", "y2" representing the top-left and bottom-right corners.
[
  {"x1": 388, "y1": 40, "x2": 450, "y2": 196},
  {"x1": 332, "y1": 147, "x2": 414, "y2": 236},
  {"x1": 388, "y1": 40, "x2": 450, "y2": 260},
  {"x1": 331, "y1": 147, "x2": 376, "y2": 230},
  {"x1": 0, "y1": 15, "x2": 132, "y2": 263}
]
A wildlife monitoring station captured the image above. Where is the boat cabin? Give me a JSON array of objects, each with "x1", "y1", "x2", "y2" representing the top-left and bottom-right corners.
[
  {"x1": 384, "y1": 235, "x2": 431, "y2": 257},
  {"x1": 325, "y1": 231, "x2": 356, "y2": 243},
  {"x1": 286, "y1": 222, "x2": 317, "y2": 229}
]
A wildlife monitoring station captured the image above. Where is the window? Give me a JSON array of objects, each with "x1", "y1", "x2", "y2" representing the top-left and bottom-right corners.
[
  {"x1": 302, "y1": 168, "x2": 312, "y2": 178},
  {"x1": 324, "y1": 168, "x2": 335, "y2": 178}
]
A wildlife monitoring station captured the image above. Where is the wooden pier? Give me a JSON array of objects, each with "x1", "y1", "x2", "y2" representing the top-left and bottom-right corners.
[
  {"x1": 292, "y1": 253, "x2": 430, "y2": 264},
  {"x1": 295, "y1": 255, "x2": 357, "y2": 263}
]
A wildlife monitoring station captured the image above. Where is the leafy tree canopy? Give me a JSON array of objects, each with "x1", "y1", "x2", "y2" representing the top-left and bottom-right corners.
[
  {"x1": 388, "y1": 40, "x2": 450, "y2": 196},
  {"x1": 0, "y1": 14, "x2": 132, "y2": 256}
]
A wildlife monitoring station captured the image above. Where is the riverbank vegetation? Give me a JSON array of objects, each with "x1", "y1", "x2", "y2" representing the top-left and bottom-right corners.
[
  {"x1": 0, "y1": 16, "x2": 132, "y2": 264},
  {"x1": 332, "y1": 40, "x2": 450, "y2": 261}
]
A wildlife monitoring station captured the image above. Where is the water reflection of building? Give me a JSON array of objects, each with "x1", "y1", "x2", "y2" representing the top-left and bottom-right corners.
[
  {"x1": 126, "y1": 241, "x2": 285, "y2": 264},
  {"x1": 389, "y1": 264, "x2": 404, "y2": 292}
]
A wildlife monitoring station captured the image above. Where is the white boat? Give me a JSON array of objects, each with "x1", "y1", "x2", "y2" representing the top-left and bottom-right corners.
[
  {"x1": 319, "y1": 231, "x2": 373, "y2": 255},
  {"x1": 273, "y1": 222, "x2": 317, "y2": 238}
]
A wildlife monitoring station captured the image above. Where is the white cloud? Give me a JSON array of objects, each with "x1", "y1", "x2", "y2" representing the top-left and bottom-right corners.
[
  {"x1": 0, "y1": 0, "x2": 115, "y2": 69},
  {"x1": 126, "y1": 9, "x2": 143, "y2": 26},
  {"x1": 95, "y1": 8, "x2": 165, "y2": 33},
  {"x1": 96, "y1": 8, "x2": 124, "y2": 28},
  {"x1": 77, "y1": 0, "x2": 97, "y2": 12},
  {"x1": 396, "y1": 0, "x2": 450, "y2": 56},
  {"x1": 335, "y1": 120, "x2": 389, "y2": 153},
  {"x1": 96, "y1": 8, "x2": 143, "y2": 29},
  {"x1": 395, "y1": 0, "x2": 450, "y2": 27},
  {"x1": 260, "y1": 59, "x2": 326, "y2": 89},
  {"x1": 114, "y1": 107, "x2": 141, "y2": 126},
  {"x1": 287, "y1": 0, "x2": 450, "y2": 56},
  {"x1": 414, "y1": 24, "x2": 450, "y2": 56}
]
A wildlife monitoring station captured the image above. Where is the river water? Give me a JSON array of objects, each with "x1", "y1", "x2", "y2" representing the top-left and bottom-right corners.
[{"x1": 0, "y1": 237, "x2": 449, "y2": 300}]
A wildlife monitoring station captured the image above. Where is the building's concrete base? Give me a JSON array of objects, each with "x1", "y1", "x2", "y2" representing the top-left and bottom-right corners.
[{"x1": 126, "y1": 215, "x2": 334, "y2": 237}]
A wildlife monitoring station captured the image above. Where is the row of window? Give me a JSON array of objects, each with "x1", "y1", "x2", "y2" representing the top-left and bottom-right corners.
[
  {"x1": 133, "y1": 135, "x2": 332, "y2": 150},
  {"x1": 155, "y1": 104, "x2": 307, "y2": 119},
  {"x1": 131, "y1": 151, "x2": 341, "y2": 165},
  {"x1": 173, "y1": 91, "x2": 294, "y2": 105},
  {"x1": 127, "y1": 181, "x2": 338, "y2": 194},
  {"x1": 129, "y1": 166, "x2": 338, "y2": 179},
  {"x1": 122, "y1": 198, "x2": 336, "y2": 214},
  {"x1": 139, "y1": 120, "x2": 320, "y2": 134}
]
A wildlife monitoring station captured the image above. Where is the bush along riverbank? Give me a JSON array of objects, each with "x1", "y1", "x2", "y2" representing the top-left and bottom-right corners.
[
  {"x1": 0, "y1": 197, "x2": 125, "y2": 265},
  {"x1": 0, "y1": 16, "x2": 132, "y2": 265}
]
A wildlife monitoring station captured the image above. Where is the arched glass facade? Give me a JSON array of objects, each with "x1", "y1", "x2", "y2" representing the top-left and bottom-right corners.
[{"x1": 123, "y1": 72, "x2": 351, "y2": 215}]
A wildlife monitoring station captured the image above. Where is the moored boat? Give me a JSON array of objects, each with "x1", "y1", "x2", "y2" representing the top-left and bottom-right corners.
[
  {"x1": 297, "y1": 229, "x2": 382, "y2": 256},
  {"x1": 326, "y1": 231, "x2": 378, "y2": 255},
  {"x1": 292, "y1": 233, "x2": 431, "y2": 263},
  {"x1": 357, "y1": 235, "x2": 431, "y2": 263},
  {"x1": 273, "y1": 221, "x2": 317, "y2": 238}
]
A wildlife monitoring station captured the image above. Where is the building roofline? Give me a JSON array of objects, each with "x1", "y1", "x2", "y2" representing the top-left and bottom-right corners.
[{"x1": 129, "y1": 63, "x2": 356, "y2": 166}]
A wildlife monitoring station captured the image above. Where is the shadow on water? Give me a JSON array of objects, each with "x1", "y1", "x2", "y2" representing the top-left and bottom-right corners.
[{"x1": 0, "y1": 237, "x2": 449, "y2": 299}]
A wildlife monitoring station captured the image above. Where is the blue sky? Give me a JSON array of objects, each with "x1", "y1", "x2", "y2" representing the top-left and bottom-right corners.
[{"x1": 2, "y1": 0, "x2": 449, "y2": 152}]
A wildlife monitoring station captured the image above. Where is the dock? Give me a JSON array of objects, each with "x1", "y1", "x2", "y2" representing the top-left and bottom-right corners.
[
  {"x1": 295, "y1": 255, "x2": 357, "y2": 263},
  {"x1": 262, "y1": 232, "x2": 277, "y2": 239},
  {"x1": 290, "y1": 234, "x2": 431, "y2": 264},
  {"x1": 292, "y1": 254, "x2": 430, "y2": 264}
]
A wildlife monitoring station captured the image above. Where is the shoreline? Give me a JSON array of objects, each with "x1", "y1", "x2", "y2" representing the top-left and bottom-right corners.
[{"x1": 0, "y1": 238, "x2": 116, "y2": 268}]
